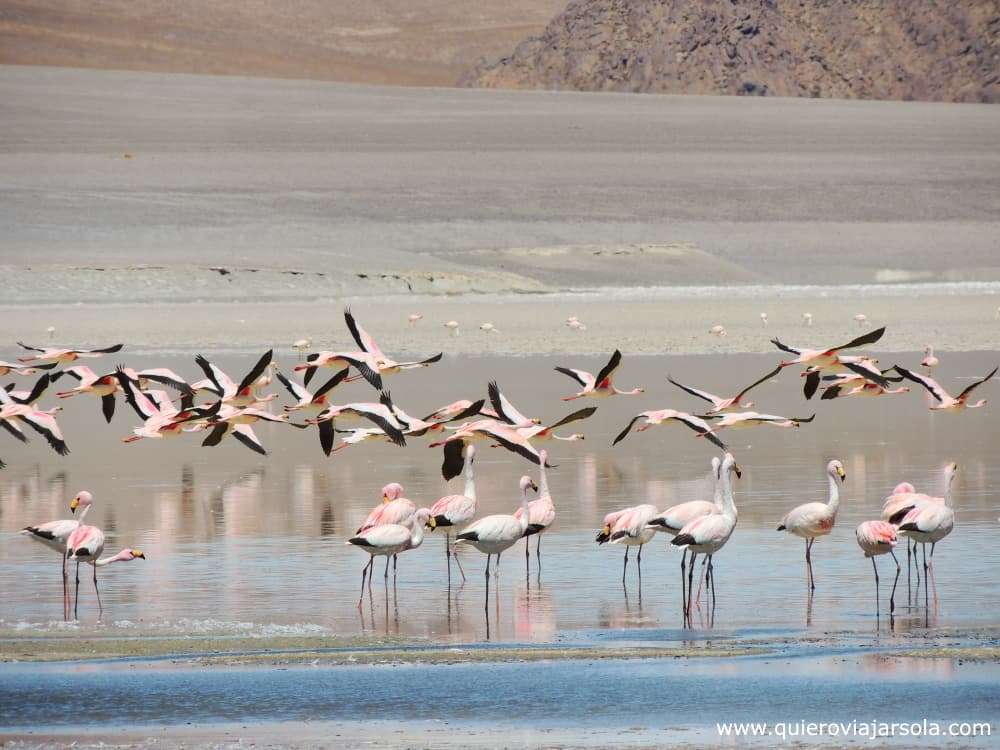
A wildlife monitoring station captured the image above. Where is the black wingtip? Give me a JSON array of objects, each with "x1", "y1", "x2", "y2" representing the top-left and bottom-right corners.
[{"x1": 671, "y1": 533, "x2": 695, "y2": 547}]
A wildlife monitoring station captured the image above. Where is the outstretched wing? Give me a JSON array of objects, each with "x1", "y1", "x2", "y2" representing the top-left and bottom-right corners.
[
  {"x1": 666, "y1": 376, "x2": 717, "y2": 404},
  {"x1": 594, "y1": 350, "x2": 623, "y2": 387},
  {"x1": 612, "y1": 415, "x2": 644, "y2": 446},
  {"x1": 194, "y1": 355, "x2": 228, "y2": 396},
  {"x1": 113, "y1": 368, "x2": 162, "y2": 420},
  {"x1": 543, "y1": 406, "x2": 597, "y2": 432},
  {"x1": 312, "y1": 369, "x2": 350, "y2": 400},
  {"x1": 396, "y1": 352, "x2": 444, "y2": 369},
  {"x1": 958, "y1": 366, "x2": 998, "y2": 400},
  {"x1": 487, "y1": 381, "x2": 533, "y2": 426},
  {"x1": 735, "y1": 365, "x2": 782, "y2": 399},
  {"x1": 803, "y1": 370, "x2": 821, "y2": 400},
  {"x1": 232, "y1": 424, "x2": 267, "y2": 455},
  {"x1": 554, "y1": 366, "x2": 593, "y2": 389},
  {"x1": 16, "y1": 341, "x2": 48, "y2": 353},
  {"x1": 275, "y1": 371, "x2": 310, "y2": 401},
  {"x1": 344, "y1": 308, "x2": 385, "y2": 359},
  {"x1": 769, "y1": 337, "x2": 802, "y2": 355},
  {"x1": 672, "y1": 413, "x2": 728, "y2": 451},
  {"x1": 842, "y1": 361, "x2": 892, "y2": 388},
  {"x1": 79, "y1": 343, "x2": 125, "y2": 355},
  {"x1": 893, "y1": 365, "x2": 945, "y2": 402},
  {"x1": 829, "y1": 327, "x2": 886, "y2": 354},
  {"x1": 136, "y1": 368, "x2": 194, "y2": 394},
  {"x1": 237, "y1": 350, "x2": 273, "y2": 393},
  {"x1": 14, "y1": 373, "x2": 51, "y2": 405}
]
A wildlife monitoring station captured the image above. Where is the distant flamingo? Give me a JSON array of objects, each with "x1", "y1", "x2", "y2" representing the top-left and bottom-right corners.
[
  {"x1": 771, "y1": 327, "x2": 885, "y2": 370},
  {"x1": 444, "y1": 321, "x2": 460, "y2": 337},
  {"x1": 667, "y1": 365, "x2": 781, "y2": 414},
  {"x1": 777, "y1": 459, "x2": 846, "y2": 590},
  {"x1": 612, "y1": 409, "x2": 726, "y2": 450},
  {"x1": 555, "y1": 350, "x2": 644, "y2": 401},
  {"x1": 514, "y1": 450, "x2": 555, "y2": 575},
  {"x1": 802, "y1": 313, "x2": 813, "y2": 327},
  {"x1": 855, "y1": 520, "x2": 901, "y2": 617},
  {"x1": 759, "y1": 312, "x2": 768, "y2": 327},
  {"x1": 16, "y1": 342, "x2": 124, "y2": 365},
  {"x1": 709, "y1": 325, "x2": 727, "y2": 337},
  {"x1": 921, "y1": 346, "x2": 939, "y2": 370},
  {"x1": 407, "y1": 314, "x2": 423, "y2": 328},
  {"x1": 854, "y1": 313, "x2": 868, "y2": 327},
  {"x1": 428, "y1": 445, "x2": 479, "y2": 584}
]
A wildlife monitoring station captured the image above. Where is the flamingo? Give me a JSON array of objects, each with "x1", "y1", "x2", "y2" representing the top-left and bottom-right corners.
[
  {"x1": 294, "y1": 350, "x2": 382, "y2": 389},
  {"x1": 777, "y1": 459, "x2": 846, "y2": 590},
  {"x1": 0, "y1": 360, "x2": 56, "y2": 377},
  {"x1": 760, "y1": 312, "x2": 768, "y2": 327},
  {"x1": 667, "y1": 365, "x2": 781, "y2": 414},
  {"x1": 444, "y1": 321, "x2": 460, "y2": 337},
  {"x1": 427, "y1": 445, "x2": 479, "y2": 583},
  {"x1": 820, "y1": 380, "x2": 910, "y2": 400},
  {"x1": 275, "y1": 369, "x2": 350, "y2": 414},
  {"x1": 422, "y1": 400, "x2": 487, "y2": 422},
  {"x1": 802, "y1": 313, "x2": 813, "y2": 327},
  {"x1": 407, "y1": 314, "x2": 423, "y2": 327},
  {"x1": 566, "y1": 317, "x2": 587, "y2": 332},
  {"x1": 486, "y1": 382, "x2": 541, "y2": 428},
  {"x1": 67, "y1": 522, "x2": 144, "y2": 619},
  {"x1": 671, "y1": 453, "x2": 740, "y2": 618},
  {"x1": 348, "y1": 508, "x2": 433, "y2": 604},
  {"x1": 893, "y1": 365, "x2": 996, "y2": 412},
  {"x1": 479, "y1": 323, "x2": 498, "y2": 334},
  {"x1": 699, "y1": 411, "x2": 815, "y2": 437},
  {"x1": 455, "y1": 476, "x2": 537, "y2": 611},
  {"x1": 855, "y1": 520, "x2": 901, "y2": 617},
  {"x1": 305, "y1": 392, "x2": 407, "y2": 456},
  {"x1": 51, "y1": 366, "x2": 120, "y2": 422},
  {"x1": 1, "y1": 372, "x2": 53, "y2": 407},
  {"x1": 514, "y1": 449, "x2": 554, "y2": 574},
  {"x1": 20, "y1": 490, "x2": 94, "y2": 619},
  {"x1": 357, "y1": 483, "x2": 417, "y2": 533},
  {"x1": 197, "y1": 405, "x2": 303, "y2": 455},
  {"x1": 709, "y1": 325, "x2": 727, "y2": 337},
  {"x1": 115, "y1": 371, "x2": 221, "y2": 444},
  {"x1": 770, "y1": 327, "x2": 885, "y2": 369},
  {"x1": 0, "y1": 387, "x2": 70, "y2": 456},
  {"x1": 342, "y1": 309, "x2": 443, "y2": 384},
  {"x1": 801, "y1": 356, "x2": 886, "y2": 399},
  {"x1": 193, "y1": 351, "x2": 276, "y2": 407},
  {"x1": 429, "y1": 419, "x2": 552, "y2": 480},
  {"x1": 612, "y1": 409, "x2": 727, "y2": 450},
  {"x1": 292, "y1": 337, "x2": 313, "y2": 358},
  {"x1": 881, "y1": 481, "x2": 929, "y2": 595},
  {"x1": 854, "y1": 313, "x2": 868, "y2": 327},
  {"x1": 921, "y1": 346, "x2": 939, "y2": 370},
  {"x1": 604, "y1": 504, "x2": 659, "y2": 585},
  {"x1": 555, "y1": 350, "x2": 644, "y2": 400},
  {"x1": 15, "y1": 342, "x2": 124, "y2": 365},
  {"x1": 514, "y1": 407, "x2": 596, "y2": 442},
  {"x1": 894, "y1": 463, "x2": 958, "y2": 608}
]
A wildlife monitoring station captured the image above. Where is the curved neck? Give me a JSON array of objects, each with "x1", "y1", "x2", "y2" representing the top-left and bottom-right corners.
[
  {"x1": 95, "y1": 552, "x2": 126, "y2": 567},
  {"x1": 826, "y1": 471, "x2": 840, "y2": 512},
  {"x1": 463, "y1": 457, "x2": 476, "y2": 500},
  {"x1": 519, "y1": 488, "x2": 532, "y2": 532},
  {"x1": 77, "y1": 504, "x2": 91, "y2": 523},
  {"x1": 712, "y1": 469, "x2": 723, "y2": 510},
  {"x1": 538, "y1": 460, "x2": 549, "y2": 498},
  {"x1": 943, "y1": 473, "x2": 954, "y2": 507},
  {"x1": 410, "y1": 522, "x2": 425, "y2": 549}
]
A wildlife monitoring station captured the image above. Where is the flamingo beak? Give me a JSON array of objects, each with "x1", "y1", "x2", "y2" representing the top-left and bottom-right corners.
[
  {"x1": 382, "y1": 494, "x2": 390, "y2": 503},
  {"x1": 133, "y1": 550, "x2": 146, "y2": 559},
  {"x1": 425, "y1": 517, "x2": 437, "y2": 530},
  {"x1": 734, "y1": 465, "x2": 742, "y2": 479},
  {"x1": 69, "y1": 496, "x2": 79, "y2": 513},
  {"x1": 837, "y1": 467, "x2": 846, "y2": 482}
]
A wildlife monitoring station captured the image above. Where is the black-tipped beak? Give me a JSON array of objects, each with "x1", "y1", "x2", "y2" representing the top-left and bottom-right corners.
[
  {"x1": 734, "y1": 465, "x2": 742, "y2": 479},
  {"x1": 530, "y1": 480, "x2": 539, "y2": 492},
  {"x1": 136, "y1": 552, "x2": 146, "y2": 559}
]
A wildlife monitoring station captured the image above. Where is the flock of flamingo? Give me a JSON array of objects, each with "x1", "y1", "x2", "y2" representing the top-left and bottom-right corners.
[{"x1": 8, "y1": 309, "x2": 993, "y2": 625}]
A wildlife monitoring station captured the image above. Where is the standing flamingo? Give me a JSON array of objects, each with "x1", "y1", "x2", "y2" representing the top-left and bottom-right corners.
[
  {"x1": 606, "y1": 504, "x2": 659, "y2": 586},
  {"x1": 67, "y1": 520, "x2": 145, "y2": 619},
  {"x1": 777, "y1": 459, "x2": 846, "y2": 590},
  {"x1": 427, "y1": 445, "x2": 479, "y2": 584},
  {"x1": 855, "y1": 520, "x2": 901, "y2": 618},
  {"x1": 349, "y1": 509, "x2": 434, "y2": 605},
  {"x1": 671, "y1": 453, "x2": 740, "y2": 620},
  {"x1": 514, "y1": 449, "x2": 555, "y2": 575},
  {"x1": 20, "y1": 491, "x2": 94, "y2": 619}
]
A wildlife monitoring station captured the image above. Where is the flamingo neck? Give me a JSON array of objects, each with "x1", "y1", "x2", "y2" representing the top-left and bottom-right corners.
[
  {"x1": 518, "y1": 488, "x2": 532, "y2": 534},
  {"x1": 826, "y1": 471, "x2": 841, "y2": 513},
  {"x1": 76, "y1": 504, "x2": 91, "y2": 524},
  {"x1": 409, "y1": 518, "x2": 425, "y2": 549},
  {"x1": 943, "y1": 473, "x2": 955, "y2": 508},
  {"x1": 94, "y1": 551, "x2": 129, "y2": 567},
  {"x1": 615, "y1": 387, "x2": 641, "y2": 396},
  {"x1": 720, "y1": 465, "x2": 737, "y2": 519},
  {"x1": 463, "y1": 458, "x2": 476, "y2": 500},
  {"x1": 538, "y1": 459, "x2": 550, "y2": 499}
]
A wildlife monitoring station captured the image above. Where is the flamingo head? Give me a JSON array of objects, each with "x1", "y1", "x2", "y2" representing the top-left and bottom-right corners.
[
  {"x1": 414, "y1": 508, "x2": 434, "y2": 529},
  {"x1": 892, "y1": 482, "x2": 916, "y2": 495},
  {"x1": 944, "y1": 462, "x2": 959, "y2": 484},
  {"x1": 382, "y1": 482, "x2": 404, "y2": 503},
  {"x1": 70, "y1": 490, "x2": 93, "y2": 513},
  {"x1": 828, "y1": 459, "x2": 846, "y2": 483},
  {"x1": 520, "y1": 475, "x2": 538, "y2": 494},
  {"x1": 723, "y1": 452, "x2": 741, "y2": 479},
  {"x1": 124, "y1": 548, "x2": 146, "y2": 560}
]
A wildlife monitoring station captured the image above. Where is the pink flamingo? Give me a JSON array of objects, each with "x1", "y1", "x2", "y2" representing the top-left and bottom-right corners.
[
  {"x1": 0, "y1": 360, "x2": 57, "y2": 377},
  {"x1": 777, "y1": 459, "x2": 846, "y2": 590},
  {"x1": 193, "y1": 351, "x2": 276, "y2": 407},
  {"x1": 514, "y1": 449, "x2": 555, "y2": 575},
  {"x1": 20, "y1": 491, "x2": 94, "y2": 619},
  {"x1": 486, "y1": 382, "x2": 541, "y2": 427},
  {"x1": 514, "y1": 407, "x2": 595, "y2": 443},
  {"x1": 67, "y1": 520, "x2": 145, "y2": 619},
  {"x1": 275, "y1": 369, "x2": 350, "y2": 414},
  {"x1": 15, "y1": 341, "x2": 124, "y2": 365},
  {"x1": 357, "y1": 483, "x2": 417, "y2": 579},
  {"x1": 342, "y1": 309, "x2": 443, "y2": 383},
  {"x1": 427, "y1": 445, "x2": 479, "y2": 583},
  {"x1": 613, "y1": 409, "x2": 727, "y2": 450},
  {"x1": 603, "y1": 504, "x2": 659, "y2": 586},
  {"x1": 667, "y1": 365, "x2": 781, "y2": 414},
  {"x1": 855, "y1": 520, "x2": 901, "y2": 618},
  {"x1": 894, "y1": 365, "x2": 996, "y2": 412},
  {"x1": 895, "y1": 463, "x2": 958, "y2": 609},
  {"x1": 348, "y1": 509, "x2": 433, "y2": 605},
  {"x1": 770, "y1": 327, "x2": 885, "y2": 369},
  {"x1": 429, "y1": 418, "x2": 552, "y2": 481},
  {"x1": 555, "y1": 350, "x2": 644, "y2": 400}
]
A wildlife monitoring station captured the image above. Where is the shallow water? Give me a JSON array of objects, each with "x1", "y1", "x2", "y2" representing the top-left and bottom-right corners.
[{"x1": 2, "y1": 351, "x2": 999, "y2": 642}]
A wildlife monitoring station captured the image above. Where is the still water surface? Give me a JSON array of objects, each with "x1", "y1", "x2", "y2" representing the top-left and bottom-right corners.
[{"x1": 2, "y1": 352, "x2": 998, "y2": 641}]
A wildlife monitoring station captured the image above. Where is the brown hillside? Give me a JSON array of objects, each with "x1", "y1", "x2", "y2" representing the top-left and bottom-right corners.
[{"x1": 462, "y1": 0, "x2": 1000, "y2": 102}]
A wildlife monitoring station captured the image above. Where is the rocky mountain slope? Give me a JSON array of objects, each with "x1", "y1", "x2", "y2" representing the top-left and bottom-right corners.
[{"x1": 463, "y1": 0, "x2": 1000, "y2": 102}]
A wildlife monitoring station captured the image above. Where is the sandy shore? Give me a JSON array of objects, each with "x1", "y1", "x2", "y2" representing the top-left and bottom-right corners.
[{"x1": 2, "y1": 286, "x2": 999, "y2": 356}]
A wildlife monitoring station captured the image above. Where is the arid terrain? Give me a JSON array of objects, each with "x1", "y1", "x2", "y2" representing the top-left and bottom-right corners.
[{"x1": 466, "y1": 0, "x2": 1000, "y2": 102}]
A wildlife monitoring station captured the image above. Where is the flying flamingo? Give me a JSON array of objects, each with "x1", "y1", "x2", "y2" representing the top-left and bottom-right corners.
[
  {"x1": 514, "y1": 450, "x2": 555, "y2": 575},
  {"x1": 487, "y1": 382, "x2": 541, "y2": 427},
  {"x1": 777, "y1": 459, "x2": 846, "y2": 590},
  {"x1": 15, "y1": 342, "x2": 124, "y2": 365},
  {"x1": 801, "y1": 356, "x2": 886, "y2": 399},
  {"x1": 514, "y1": 407, "x2": 596, "y2": 443},
  {"x1": 197, "y1": 405, "x2": 303, "y2": 455},
  {"x1": 612, "y1": 409, "x2": 727, "y2": 450},
  {"x1": 429, "y1": 419, "x2": 552, "y2": 480},
  {"x1": 699, "y1": 411, "x2": 815, "y2": 437},
  {"x1": 893, "y1": 365, "x2": 996, "y2": 412},
  {"x1": 0, "y1": 387, "x2": 71, "y2": 456},
  {"x1": 0, "y1": 360, "x2": 56, "y2": 377},
  {"x1": 305, "y1": 392, "x2": 407, "y2": 456},
  {"x1": 427, "y1": 445, "x2": 479, "y2": 584},
  {"x1": 770, "y1": 327, "x2": 885, "y2": 370},
  {"x1": 342, "y1": 309, "x2": 443, "y2": 383},
  {"x1": 855, "y1": 520, "x2": 901, "y2": 618},
  {"x1": 275, "y1": 369, "x2": 350, "y2": 414},
  {"x1": 667, "y1": 365, "x2": 781, "y2": 414},
  {"x1": 20, "y1": 490, "x2": 95, "y2": 619},
  {"x1": 348, "y1": 508, "x2": 433, "y2": 605},
  {"x1": 603, "y1": 504, "x2": 659, "y2": 586},
  {"x1": 193, "y1": 351, "x2": 276, "y2": 407},
  {"x1": 67, "y1": 521, "x2": 144, "y2": 619},
  {"x1": 671, "y1": 453, "x2": 740, "y2": 620},
  {"x1": 555, "y1": 350, "x2": 644, "y2": 401},
  {"x1": 455, "y1": 475, "x2": 537, "y2": 614}
]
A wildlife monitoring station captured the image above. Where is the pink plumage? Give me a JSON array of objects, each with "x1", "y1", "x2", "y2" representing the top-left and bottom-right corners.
[{"x1": 855, "y1": 520, "x2": 898, "y2": 557}]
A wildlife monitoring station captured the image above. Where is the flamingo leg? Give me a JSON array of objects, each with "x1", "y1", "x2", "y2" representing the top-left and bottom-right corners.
[
  {"x1": 707, "y1": 555, "x2": 716, "y2": 608},
  {"x1": 536, "y1": 535, "x2": 542, "y2": 571},
  {"x1": 73, "y1": 561, "x2": 80, "y2": 620},
  {"x1": 805, "y1": 538, "x2": 816, "y2": 590},
  {"x1": 889, "y1": 550, "x2": 900, "y2": 616},
  {"x1": 871, "y1": 557, "x2": 880, "y2": 621},
  {"x1": 393, "y1": 554, "x2": 398, "y2": 585},
  {"x1": 913, "y1": 540, "x2": 921, "y2": 590},
  {"x1": 495, "y1": 551, "x2": 502, "y2": 578},
  {"x1": 922, "y1": 543, "x2": 929, "y2": 615},
  {"x1": 453, "y1": 542, "x2": 466, "y2": 582},
  {"x1": 637, "y1": 544, "x2": 643, "y2": 584},
  {"x1": 525, "y1": 536, "x2": 530, "y2": 579},
  {"x1": 93, "y1": 564, "x2": 102, "y2": 618},
  {"x1": 680, "y1": 549, "x2": 688, "y2": 619},
  {"x1": 906, "y1": 539, "x2": 912, "y2": 606},
  {"x1": 484, "y1": 554, "x2": 491, "y2": 616},
  {"x1": 622, "y1": 546, "x2": 629, "y2": 586},
  {"x1": 384, "y1": 556, "x2": 390, "y2": 580},
  {"x1": 686, "y1": 552, "x2": 697, "y2": 619},
  {"x1": 359, "y1": 558, "x2": 372, "y2": 606},
  {"x1": 928, "y1": 542, "x2": 939, "y2": 609},
  {"x1": 445, "y1": 533, "x2": 452, "y2": 587},
  {"x1": 62, "y1": 553, "x2": 69, "y2": 622},
  {"x1": 695, "y1": 556, "x2": 708, "y2": 610}
]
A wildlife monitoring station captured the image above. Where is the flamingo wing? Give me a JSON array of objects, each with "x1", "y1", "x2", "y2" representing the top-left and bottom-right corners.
[
  {"x1": 958, "y1": 365, "x2": 998, "y2": 400},
  {"x1": 769, "y1": 337, "x2": 802, "y2": 355},
  {"x1": 194, "y1": 355, "x2": 230, "y2": 397},
  {"x1": 842, "y1": 361, "x2": 892, "y2": 388},
  {"x1": 14, "y1": 373, "x2": 51, "y2": 405},
  {"x1": 735, "y1": 364, "x2": 782, "y2": 399},
  {"x1": 16, "y1": 341, "x2": 48, "y2": 353},
  {"x1": 594, "y1": 350, "x2": 623, "y2": 387},
  {"x1": 666, "y1": 375, "x2": 718, "y2": 404},
  {"x1": 237, "y1": 350, "x2": 274, "y2": 393},
  {"x1": 829, "y1": 326, "x2": 886, "y2": 354},
  {"x1": 344, "y1": 308, "x2": 386, "y2": 359},
  {"x1": 893, "y1": 365, "x2": 946, "y2": 402},
  {"x1": 20, "y1": 410, "x2": 70, "y2": 455},
  {"x1": 78, "y1": 343, "x2": 125, "y2": 355},
  {"x1": 487, "y1": 381, "x2": 534, "y2": 426},
  {"x1": 554, "y1": 366, "x2": 594, "y2": 389},
  {"x1": 276, "y1": 370, "x2": 311, "y2": 402},
  {"x1": 395, "y1": 352, "x2": 444, "y2": 369}
]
